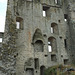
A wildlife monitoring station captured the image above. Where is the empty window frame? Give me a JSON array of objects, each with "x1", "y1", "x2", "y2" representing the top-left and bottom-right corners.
[
  {"x1": 51, "y1": 54, "x2": 57, "y2": 62},
  {"x1": 16, "y1": 17, "x2": 23, "y2": 29},
  {"x1": 34, "y1": 58, "x2": 39, "y2": 69},
  {"x1": 48, "y1": 37, "x2": 57, "y2": 52},
  {"x1": 0, "y1": 38, "x2": 2, "y2": 42},
  {"x1": 51, "y1": 23, "x2": 58, "y2": 34},
  {"x1": 64, "y1": 14, "x2": 68, "y2": 22},
  {"x1": 43, "y1": 5, "x2": 50, "y2": 17}
]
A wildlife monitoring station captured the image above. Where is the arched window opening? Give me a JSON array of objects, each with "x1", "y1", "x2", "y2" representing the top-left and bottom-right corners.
[
  {"x1": 34, "y1": 40, "x2": 44, "y2": 52},
  {"x1": 16, "y1": 17, "x2": 23, "y2": 29},
  {"x1": 48, "y1": 37, "x2": 57, "y2": 53},
  {"x1": 51, "y1": 23, "x2": 58, "y2": 34},
  {"x1": 40, "y1": 66, "x2": 45, "y2": 75}
]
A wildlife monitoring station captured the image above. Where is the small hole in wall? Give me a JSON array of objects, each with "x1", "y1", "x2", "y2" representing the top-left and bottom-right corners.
[
  {"x1": 58, "y1": 20, "x2": 61, "y2": 23},
  {"x1": 43, "y1": 34, "x2": 47, "y2": 37},
  {"x1": 59, "y1": 36, "x2": 62, "y2": 39},
  {"x1": 14, "y1": 55, "x2": 16, "y2": 58},
  {"x1": 17, "y1": 53, "x2": 18, "y2": 56},
  {"x1": 36, "y1": 71, "x2": 37, "y2": 73},
  {"x1": 61, "y1": 55, "x2": 63, "y2": 57},
  {"x1": 45, "y1": 55, "x2": 48, "y2": 57}
]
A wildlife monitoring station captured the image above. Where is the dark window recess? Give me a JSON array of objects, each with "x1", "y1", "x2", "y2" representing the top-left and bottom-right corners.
[
  {"x1": 34, "y1": 58, "x2": 39, "y2": 69},
  {"x1": 64, "y1": 39, "x2": 67, "y2": 48},
  {"x1": 51, "y1": 54, "x2": 57, "y2": 62},
  {"x1": 40, "y1": 66, "x2": 45, "y2": 75},
  {"x1": 64, "y1": 59, "x2": 69, "y2": 65}
]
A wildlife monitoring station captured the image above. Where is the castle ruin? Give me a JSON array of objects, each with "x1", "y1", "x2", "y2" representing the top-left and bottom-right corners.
[{"x1": 0, "y1": 0, "x2": 75, "y2": 75}]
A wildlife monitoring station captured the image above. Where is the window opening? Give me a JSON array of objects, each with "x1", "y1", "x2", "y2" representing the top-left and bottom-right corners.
[
  {"x1": 34, "y1": 58, "x2": 39, "y2": 69},
  {"x1": 64, "y1": 39, "x2": 67, "y2": 48},
  {"x1": 16, "y1": 22, "x2": 20, "y2": 29},
  {"x1": 55, "y1": 0, "x2": 58, "y2": 4},
  {"x1": 48, "y1": 37, "x2": 57, "y2": 52},
  {"x1": 40, "y1": 66, "x2": 45, "y2": 75},
  {"x1": 43, "y1": 11, "x2": 46, "y2": 17},
  {"x1": 51, "y1": 54, "x2": 57, "y2": 62},
  {"x1": 16, "y1": 17, "x2": 23, "y2": 29},
  {"x1": 51, "y1": 27, "x2": 54, "y2": 33},
  {"x1": 0, "y1": 38, "x2": 2, "y2": 42},
  {"x1": 48, "y1": 42, "x2": 52, "y2": 52},
  {"x1": 51, "y1": 23, "x2": 58, "y2": 34},
  {"x1": 64, "y1": 59, "x2": 69, "y2": 65},
  {"x1": 43, "y1": 5, "x2": 50, "y2": 17},
  {"x1": 64, "y1": 14, "x2": 68, "y2": 22},
  {"x1": 55, "y1": 0, "x2": 60, "y2": 5}
]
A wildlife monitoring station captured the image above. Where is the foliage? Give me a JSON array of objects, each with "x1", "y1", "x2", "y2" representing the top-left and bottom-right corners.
[{"x1": 44, "y1": 65, "x2": 75, "y2": 75}]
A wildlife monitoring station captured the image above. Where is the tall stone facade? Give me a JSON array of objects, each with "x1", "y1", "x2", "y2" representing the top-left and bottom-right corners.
[{"x1": 0, "y1": 0, "x2": 75, "y2": 75}]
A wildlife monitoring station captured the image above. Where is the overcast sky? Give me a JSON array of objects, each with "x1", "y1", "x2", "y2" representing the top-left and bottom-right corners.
[{"x1": 0, "y1": 0, "x2": 7, "y2": 32}]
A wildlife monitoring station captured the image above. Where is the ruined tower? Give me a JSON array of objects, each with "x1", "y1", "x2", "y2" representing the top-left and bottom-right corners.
[{"x1": 0, "y1": 0, "x2": 75, "y2": 75}]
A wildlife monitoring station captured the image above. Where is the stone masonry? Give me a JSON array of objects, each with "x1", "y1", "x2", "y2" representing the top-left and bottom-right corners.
[{"x1": 0, "y1": 0, "x2": 75, "y2": 75}]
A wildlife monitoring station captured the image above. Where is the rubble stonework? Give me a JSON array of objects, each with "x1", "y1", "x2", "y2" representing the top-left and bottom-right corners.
[{"x1": 0, "y1": 0, "x2": 75, "y2": 75}]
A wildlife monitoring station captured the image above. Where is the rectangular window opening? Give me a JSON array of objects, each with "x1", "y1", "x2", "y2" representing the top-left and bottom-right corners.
[
  {"x1": 64, "y1": 59, "x2": 69, "y2": 65},
  {"x1": 0, "y1": 38, "x2": 2, "y2": 42},
  {"x1": 64, "y1": 14, "x2": 68, "y2": 22},
  {"x1": 51, "y1": 54, "x2": 57, "y2": 62},
  {"x1": 16, "y1": 17, "x2": 23, "y2": 30},
  {"x1": 43, "y1": 6, "x2": 50, "y2": 17},
  {"x1": 64, "y1": 39, "x2": 67, "y2": 48},
  {"x1": 34, "y1": 58, "x2": 39, "y2": 69}
]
